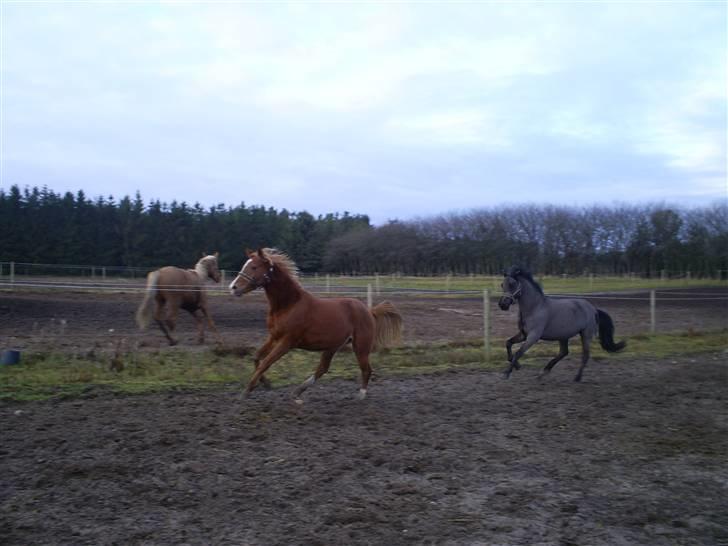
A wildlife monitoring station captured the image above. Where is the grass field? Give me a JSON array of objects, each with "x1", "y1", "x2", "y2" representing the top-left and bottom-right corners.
[
  {"x1": 2, "y1": 329, "x2": 725, "y2": 401},
  {"x1": 4, "y1": 272, "x2": 725, "y2": 298},
  {"x1": 303, "y1": 273, "x2": 726, "y2": 295}
]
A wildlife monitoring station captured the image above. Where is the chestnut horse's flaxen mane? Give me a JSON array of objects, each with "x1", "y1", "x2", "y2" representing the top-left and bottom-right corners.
[{"x1": 260, "y1": 248, "x2": 301, "y2": 286}]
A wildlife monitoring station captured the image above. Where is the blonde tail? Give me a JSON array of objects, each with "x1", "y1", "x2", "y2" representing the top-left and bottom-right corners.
[
  {"x1": 136, "y1": 271, "x2": 160, "y2": 330},
  {"x1": 371, "y1": 301, "x2": 403, "y2": 350}
]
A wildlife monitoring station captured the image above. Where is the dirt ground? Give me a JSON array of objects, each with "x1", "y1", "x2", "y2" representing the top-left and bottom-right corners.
[
  {"x1": 0, "y1": 287, "x2": 726, "y2": 352},
  {"x1": 1, "y1": 353, "x2": 727, "y2": 545},
  {"x1": 1, "y1": 287, "x2": 727, "y2": 545}
]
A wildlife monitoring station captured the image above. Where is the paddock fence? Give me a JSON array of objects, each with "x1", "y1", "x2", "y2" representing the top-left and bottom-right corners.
[{"x1": 1, "y1": 261, "x2": 726, "y2": 358}]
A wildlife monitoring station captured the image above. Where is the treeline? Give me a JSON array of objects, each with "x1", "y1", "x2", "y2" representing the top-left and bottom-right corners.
[
  {"x1": 0, "y1": 185, "x2": 369, "y2": 271},
  {"x1": 1, "y1": 185, "x2": 726, "y2": 277},
  {"x1": 323, "y1": 203, "x2": 728, "y2": 277}
]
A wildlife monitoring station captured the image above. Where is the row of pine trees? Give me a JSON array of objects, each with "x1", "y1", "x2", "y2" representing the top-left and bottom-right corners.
[{"x1": 1, "y1": 185, "x2": 726, "y2": 277}]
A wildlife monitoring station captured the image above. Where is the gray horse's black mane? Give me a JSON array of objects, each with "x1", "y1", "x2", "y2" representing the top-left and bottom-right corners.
[{"x1": 504, "y1": 265, "x2": 544, "y2": 295}]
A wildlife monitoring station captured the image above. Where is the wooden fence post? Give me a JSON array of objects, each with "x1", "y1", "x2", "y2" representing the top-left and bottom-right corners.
[
  {"x1": 483, "y1": 289, "x2": 491, "y2": 361},
  {"x1": 326, "y1": 274, "x2": 330, "y2": 294},
  {"x1": 10, "y1": 261, "x2": 15, "y2": 288},
  {"x1": 367, "y1": 284, "x2": 372, "y2": 309},
  {"x1": 650, "y1": 290, "x2": 656, "y2": 334}
]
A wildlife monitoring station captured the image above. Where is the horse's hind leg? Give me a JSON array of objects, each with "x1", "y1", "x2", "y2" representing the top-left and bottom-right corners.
[
  {"x1": 574, "y1": 333, "x2": 591, "y2": 382},
  {"x1": 154, "y1": 301, "x2": 177, "y2": 345},
  {"x1": 354, "y1": 350, "x2": 373, "y2": 400},
  {"x1": 539, "y1": 339, "x2": 569, "y2": 380},
  {"x1": 294, "y1": 350, "x2": 336, "y2": 400},
  {"x1": 192, "y1": 310, "x2": 205, "y2": 344}
]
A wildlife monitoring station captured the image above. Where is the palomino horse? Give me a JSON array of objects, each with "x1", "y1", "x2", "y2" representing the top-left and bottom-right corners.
[
  {"x1": 229, "y1": 248, "x2": 403, "y2": 400},
  {"x1": 136, "y1": 253, "x2": 222, "y2": 346},
  {"x1": 498, "y1": 266, "x2": 626, "y2": 382}
]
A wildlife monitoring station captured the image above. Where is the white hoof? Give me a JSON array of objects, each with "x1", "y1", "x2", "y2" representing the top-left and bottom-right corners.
[{"x1": 358, "y1": 389, "x2": 367, "y2": 400}]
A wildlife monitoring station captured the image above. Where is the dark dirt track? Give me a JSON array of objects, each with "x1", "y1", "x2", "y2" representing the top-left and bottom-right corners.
[
  {"x1": 2, "y1": 353, "x2": 728, "y2": 545},
  {"x1": 1, "y1": 287, "x2": 727, "y2": 545}
]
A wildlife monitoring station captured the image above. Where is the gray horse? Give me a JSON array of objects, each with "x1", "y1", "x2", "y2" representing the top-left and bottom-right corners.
[{"x1": 498, "y1": 266, "x2": 626, "y2": 382}]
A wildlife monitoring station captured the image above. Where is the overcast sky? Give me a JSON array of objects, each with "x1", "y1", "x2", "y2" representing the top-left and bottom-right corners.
[{"x1": 1, "y1": 2, "x2": 725, "y2": 224}]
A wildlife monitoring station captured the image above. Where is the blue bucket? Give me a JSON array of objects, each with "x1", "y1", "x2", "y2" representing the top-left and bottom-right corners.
[{"x1": 1, "y1": 349, "x2": 21, "y2": 365}]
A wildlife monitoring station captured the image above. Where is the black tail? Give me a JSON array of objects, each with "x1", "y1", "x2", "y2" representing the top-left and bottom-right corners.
[{"x1": 596, "y1": 309, "x2": 626, "y2": 353}]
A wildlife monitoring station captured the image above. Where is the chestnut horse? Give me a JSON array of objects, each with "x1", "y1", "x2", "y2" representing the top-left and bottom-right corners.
[
  {"x1": 229, "y1": 248, "x2": 403, "y2": 400},
  {"x1": 136, "y1": 253, "x2": 222, "y2": 345}
]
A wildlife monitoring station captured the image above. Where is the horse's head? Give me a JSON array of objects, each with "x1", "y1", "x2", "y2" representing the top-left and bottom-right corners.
[
  {"x1": 229, "y1": 248, "x2": 274, "y2": 296},
  {"x1": 198, "y1": 252, "x2": 221, "y2": 283},
  {"x1": 498, "y1": 267, "x2": 522, "y2": 310}
]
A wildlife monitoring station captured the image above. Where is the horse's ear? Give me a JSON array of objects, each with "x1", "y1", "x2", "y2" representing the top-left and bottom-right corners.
[
  {"x1": 214, "y1": 251, "x2": 219, "y2": 258},
  {"x1": 257, "y1": 248, "x2": 270, "y2": 263},
  {"x1": 245, "y1": 248, "x2": 254, "y2": 257},
  {"x1": 201, "y1": 251, "x2": 206, "y2": 258}
]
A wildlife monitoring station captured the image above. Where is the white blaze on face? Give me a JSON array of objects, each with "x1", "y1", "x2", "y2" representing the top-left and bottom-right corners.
[{"x1": 229, "y1": 258, "x2": 252, "y2": 294}]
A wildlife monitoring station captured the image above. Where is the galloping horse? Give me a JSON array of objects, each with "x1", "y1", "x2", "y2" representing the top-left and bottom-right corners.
[
  {"x1": 229, "y1": 248, "x2": 403, "y2": 400},
  {"x1": 136, "y1": 253, "x2": 222, "y2": 346},
  {"x1": 498, "y1": 266, "x2": 626, "y2": 382}
]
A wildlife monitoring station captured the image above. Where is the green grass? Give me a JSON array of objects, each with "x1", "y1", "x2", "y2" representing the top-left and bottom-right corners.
[
  {"x1": 300, "y1": 274, "x2": 725, "y2": 296},
  {"x1": 1, "y1": 329, "x2": 726, "y2": 401}
]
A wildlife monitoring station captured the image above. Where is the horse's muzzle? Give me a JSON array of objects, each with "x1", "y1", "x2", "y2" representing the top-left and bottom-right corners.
[
  {"x1": 230, "y1": 279, "x2": 257, "y2": 297},
  {"x1": 498, "y1": 296, "x2": 513, "y2": 310}
]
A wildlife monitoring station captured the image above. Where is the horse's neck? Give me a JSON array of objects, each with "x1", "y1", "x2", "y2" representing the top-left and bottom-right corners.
[
  {"x1": 193, "y1": 262, "x2": 208, "y2": 281},
  {"x1": 518, "y1": 281, "x2": 546, "y2": 313},
  {"x1": 264, "y1": 273, "x2": 304, "y2": 311}
]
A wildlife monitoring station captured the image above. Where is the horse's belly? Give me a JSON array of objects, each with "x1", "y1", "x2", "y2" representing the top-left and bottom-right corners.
[{"x1": 297, "y1": 329, "x2": 352, "y2": 351}]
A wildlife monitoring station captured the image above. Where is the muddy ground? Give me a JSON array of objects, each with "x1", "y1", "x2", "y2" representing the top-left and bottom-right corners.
[
  {"x1": 0, "y1": 287, "x2": 726, "y2": 352},
  {"x1": 1, "y1": 353, "x2": 727, "y2": 545},
  {"x1": 1, "y1": 287, "x2": 727, "y2": 545}
]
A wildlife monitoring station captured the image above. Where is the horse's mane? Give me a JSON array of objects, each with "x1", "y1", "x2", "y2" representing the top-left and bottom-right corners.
[
  {"x1": 262, "y1": 248, "x2": 301, "y2": 285},
  {"x1": 506, "y1": 265, "x2": 544, "y2": 295}
]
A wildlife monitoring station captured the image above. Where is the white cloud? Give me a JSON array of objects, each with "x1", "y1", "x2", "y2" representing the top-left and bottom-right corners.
[{"x1": 1, "y1": 2, "x2": 726, "y2": 222}]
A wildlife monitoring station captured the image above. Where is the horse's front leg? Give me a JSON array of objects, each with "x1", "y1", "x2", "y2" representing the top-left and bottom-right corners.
[
  {"x1": 293, "y1": 350, "x2": 336, "y2": 402},
  {"x1": 503, "y1": 330, "x2": 542, "y2": 379},
  {"x1": 506, "y1": 330, "x2": 526, "y2": 367},
  {"x1": 199, "y1": 306, "x2": 222, "y2": 345},
  {"x1": 252, "y1": 337, "x2": 276, "y2": 390},
  {"x1": 191, "y1": 310, "x2": 205, "y2": 344},
  {"x1": 243, "y1": 338, "x2": 293, "y2": 399}
]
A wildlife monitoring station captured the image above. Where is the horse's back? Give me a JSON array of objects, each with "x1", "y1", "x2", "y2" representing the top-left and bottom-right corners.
[
  {"x1": 286, "y1": 295, "x2": 373, "y2": 350},
  {"x1": 154, "y1": 266, "x2": 203, "y2": 306},
  {"x1": 541, "y1": 297, "x2": 597, "y2": 340},
  {"x1": 310, "y1": 295, "x2": 373, "y2": 329}
]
